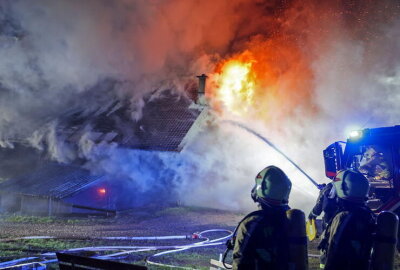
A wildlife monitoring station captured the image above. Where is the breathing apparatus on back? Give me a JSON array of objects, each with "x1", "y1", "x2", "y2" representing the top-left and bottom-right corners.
[{"x1": 223, "y1": 166, "x2": 292, "y2": 268}]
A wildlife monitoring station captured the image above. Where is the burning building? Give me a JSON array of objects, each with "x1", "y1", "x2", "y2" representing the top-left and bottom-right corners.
[{"x1": 0, "y1": 77, "x2": 209, "y2": 215}]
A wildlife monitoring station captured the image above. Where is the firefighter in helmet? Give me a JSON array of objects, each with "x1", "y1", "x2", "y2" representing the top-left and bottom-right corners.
[
  {"x1": 231, "y1": 165, "x2": 292, "y2": 270},
  {"x1": 359, "y1": 145, "x2": 392, "y2": 181},
  {"x1": 308, "y1": 182, "x2": 337, "y2": 230},
  {"x1": 318, "y1": 169, "x2": 375, "y2": 270}
]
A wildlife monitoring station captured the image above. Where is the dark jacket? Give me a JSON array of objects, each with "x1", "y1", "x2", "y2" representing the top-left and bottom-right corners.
[
  {"x1": 232, "y1": 204, "x2": 290, "y2": 270},
  {"x1": 310, "y1": 182, "x2": 337, "y2": 228},
  {"x1": 318, "y1": 201, "x2": 376, "y2": 270}
]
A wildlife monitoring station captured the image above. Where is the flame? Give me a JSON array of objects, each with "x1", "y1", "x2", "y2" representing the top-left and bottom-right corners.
[
  {"x1": 210, "y1": 37, "x2": 314, "y2": 122},
  {"x1": 212, "y1": 52, "x2": 257, "y2": 115}
]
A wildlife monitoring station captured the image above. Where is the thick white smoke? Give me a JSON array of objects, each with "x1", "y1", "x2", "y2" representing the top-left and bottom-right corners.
[{"x1": 1, "y1": 0, "x2": 400, "y2": 214}]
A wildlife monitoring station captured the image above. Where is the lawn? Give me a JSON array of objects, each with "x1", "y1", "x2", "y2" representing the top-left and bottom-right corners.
[{"x1": 1, "y1": 207, "x2": 399, "y2": 269}]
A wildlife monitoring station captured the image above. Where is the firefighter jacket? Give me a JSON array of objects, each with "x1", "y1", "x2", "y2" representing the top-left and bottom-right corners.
[
  {"x1": 318, "y1": 202, "x2": 376, "y2": 270},
  {"x1": 232, "y1": 204, "x2": 290, "y2": 270},
  {"x1": 309, "y1": 182, "x2": 337, "y2": 229}
]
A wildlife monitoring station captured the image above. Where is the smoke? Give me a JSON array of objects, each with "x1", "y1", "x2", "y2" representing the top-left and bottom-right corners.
[
  {"x1": 0, "y1": 0, "x2": 282, "y2": 143},
  {"x1": 1, "y1": 0, "x2": 400, "y2": 213}
]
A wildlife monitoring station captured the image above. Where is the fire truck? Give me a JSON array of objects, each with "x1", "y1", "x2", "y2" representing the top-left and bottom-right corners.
[{"x1": 323, "y1": 125, "x2": 400, "y2": 213}]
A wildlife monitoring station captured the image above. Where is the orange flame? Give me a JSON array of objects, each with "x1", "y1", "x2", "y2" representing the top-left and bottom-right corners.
[
  {"x1": 210, "y1": 37, "x2": 315, "y2": 122},
  {"x1": 212, "y1": 52, "x2": 257, "y2": 115}
]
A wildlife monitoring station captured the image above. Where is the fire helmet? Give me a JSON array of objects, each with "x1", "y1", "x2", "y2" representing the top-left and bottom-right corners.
[
  {"x1": 334, "y1": 169, "x2": 370, "y2": 202},
  {"x1": 251, "y1": 166, "x2": 292, "y2": 205}
]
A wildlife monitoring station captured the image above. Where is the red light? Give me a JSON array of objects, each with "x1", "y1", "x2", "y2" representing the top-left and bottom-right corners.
[{"x1": 98, "y1": 188, "x2": 106, "y2": 195}]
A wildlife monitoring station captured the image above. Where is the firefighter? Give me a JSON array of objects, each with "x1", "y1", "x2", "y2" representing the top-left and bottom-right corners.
[
  {"x1": 318, "y1": 169, "x2": 375, "y2": 270},
  {"x1": 231, "y1": 165, "x2": 292, "y2": 270},
  {"x1": 359, "y1": 145, "x2": 392, "y2": 181},
  {"x1": 308, "y1": 181, "x2": 337, "y2": 231}
]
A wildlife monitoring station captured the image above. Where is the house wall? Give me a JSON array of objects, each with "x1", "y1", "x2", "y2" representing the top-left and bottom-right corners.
[
  {"x1": 63, "y1": 179, "x2": 164, "y2": 211},
  {"x1": 0, "y1": 177, "x2": 164, "y2": 215},
  {"x1": 0, "y1": 193, "x2": 73, "y2": 215},
  {"x1": 20, "y1": 194, "x2": 49, "y2": 215},
  {"x1": 0, "y1": 192, "x2": 114, "y2": 216},
  {"x1": 20, "y1": 195, "x2": 74, "y2": 215},
  {"x1": 0, "y1": 192, "x2": 21, "y2": 212}
]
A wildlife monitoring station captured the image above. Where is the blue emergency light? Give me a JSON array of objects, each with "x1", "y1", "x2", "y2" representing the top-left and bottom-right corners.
[{"x1": 349, "y1": 130, "x2": 363, "y2": 139}]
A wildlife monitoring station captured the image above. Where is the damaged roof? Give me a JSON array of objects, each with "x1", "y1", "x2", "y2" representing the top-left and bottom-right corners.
[
  {"x1": 59, "y1": 87, "x2": 204, "y2": 152},
  {"x1": 0, "y1": 162, "x2": 103, "y2": 199},
  {"x1": 121, "y1": 90, "x2": 204, "y2": 151},
  {"x1": 0, "y1": 88, "x2": 206, "y2": 199}
]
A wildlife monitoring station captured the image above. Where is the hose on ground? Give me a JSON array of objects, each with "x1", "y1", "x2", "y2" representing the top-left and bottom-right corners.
[{"x1": 0, "y1": 229, "x2": 233, "y2": 269}]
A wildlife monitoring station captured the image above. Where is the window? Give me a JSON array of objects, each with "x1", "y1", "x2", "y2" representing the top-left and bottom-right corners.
[{"x1": 354, "y1": 145, "x2": 393, "y2": 188}]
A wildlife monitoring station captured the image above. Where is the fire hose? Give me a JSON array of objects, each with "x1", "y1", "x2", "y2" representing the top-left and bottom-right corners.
[
  {"x1": 0, "y1": 229, "x2": 233, "y2": 270},
  {"x1": 222, "y1": 120, "x2": 320, "y2": 189}
]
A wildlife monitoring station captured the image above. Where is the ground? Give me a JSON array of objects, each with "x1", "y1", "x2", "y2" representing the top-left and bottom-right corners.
[{"x1": 0, "y1": 206, "x2": 397, "y2": 269}]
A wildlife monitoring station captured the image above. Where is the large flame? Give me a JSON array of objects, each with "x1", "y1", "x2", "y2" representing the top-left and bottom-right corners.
[
  {"x1": 213, "y1": 52, "x2": 257, "y2": 115},
  {"x1": 210, "y1": 37, "x2": 315, "y2": 122}
]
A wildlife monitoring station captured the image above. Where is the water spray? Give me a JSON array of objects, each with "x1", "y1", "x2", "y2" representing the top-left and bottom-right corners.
[{"x1": 222, "y1": 120, "x2": 319, "y2": 189}]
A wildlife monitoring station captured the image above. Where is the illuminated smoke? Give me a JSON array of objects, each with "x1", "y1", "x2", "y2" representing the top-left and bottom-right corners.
[{"x1": 0, "y1": 0, "x2": 400, "y2": 212}]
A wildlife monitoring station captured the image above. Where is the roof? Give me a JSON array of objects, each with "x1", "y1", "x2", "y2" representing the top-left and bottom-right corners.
[
  {"x1": 0, "y1": 162, "x2": 103, "y2": 199},
  {"x1": 178, "y1": 108, "x2": 209, "y2": 149},
  {"x1": 0, "y1": 89, "x2": 206, "y2": 198},
  {"x1": 123, "y1": 90, "x2": 204, "y2": 151},
  {"x1": 58, "y1": 88, "x2": 204, "y2": 152}
]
